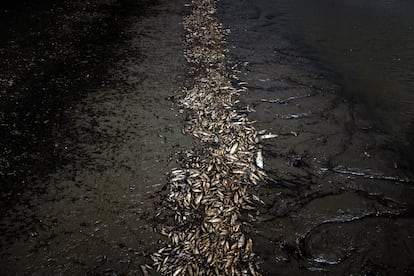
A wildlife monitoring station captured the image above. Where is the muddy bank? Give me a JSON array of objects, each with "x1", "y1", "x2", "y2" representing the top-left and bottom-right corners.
[
  {"x1": 1, "y1": 0, "x2": 191, "y2": 274},
  {"x1": 0, "y1": 0, "x2": 156, "y2": 208},
  {"x1": 218, "y1": 0, "x2": 414, "y2": 275}
]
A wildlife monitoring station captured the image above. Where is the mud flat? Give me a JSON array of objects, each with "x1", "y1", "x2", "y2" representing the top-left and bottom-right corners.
[
  {"x1": 0, "y1": 0, "x2": 191, "y2": 274},
  {"x1": 217, "y1": 0, "x2": 414, "y2": 275}
]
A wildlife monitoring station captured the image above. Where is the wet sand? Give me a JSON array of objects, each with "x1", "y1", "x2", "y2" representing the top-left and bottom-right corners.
[
  {"x1": 218, "y1": 0, "x2": 414, "y2": 274},
  {"x1": 1, "y1": 0, "x2": 190, "y2": 274}
]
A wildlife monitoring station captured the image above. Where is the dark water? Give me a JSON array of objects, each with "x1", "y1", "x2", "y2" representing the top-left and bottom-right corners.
[{"x1": 274, "y1": 0, "x2": 414, "y2": 155}]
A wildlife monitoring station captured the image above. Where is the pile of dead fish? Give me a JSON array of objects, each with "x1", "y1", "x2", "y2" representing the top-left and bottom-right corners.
[{"x1": 151, "y1": 0, "x2": 266, "y2": 275}]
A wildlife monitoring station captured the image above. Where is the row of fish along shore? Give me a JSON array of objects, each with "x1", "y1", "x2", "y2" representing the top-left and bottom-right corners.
[{"x1": 150, "y1": 0, "x2": 268, "y2": 275}]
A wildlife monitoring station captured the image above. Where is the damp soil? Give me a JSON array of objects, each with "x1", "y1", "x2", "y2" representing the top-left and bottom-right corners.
[
  {"x1": 217, "y1": 0, "x2": 414, "y2": 275},
  {"x1": 0, "y1": 0, "x2": 191, "y2": 274}
]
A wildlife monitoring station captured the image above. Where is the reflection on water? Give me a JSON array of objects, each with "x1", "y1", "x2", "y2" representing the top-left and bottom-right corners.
[{"x1": 276, "y1": 0, "x2": 414, "y2": 154}]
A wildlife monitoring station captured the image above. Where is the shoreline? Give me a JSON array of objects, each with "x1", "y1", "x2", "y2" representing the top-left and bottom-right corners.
[{"x1": 218, "y1": 0, "x2": 414, "y2": 274}]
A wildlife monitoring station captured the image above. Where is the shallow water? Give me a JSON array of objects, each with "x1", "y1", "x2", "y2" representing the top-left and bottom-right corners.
[{"x1": 270, "y1": 0, "x2": 414, "y2": 155}]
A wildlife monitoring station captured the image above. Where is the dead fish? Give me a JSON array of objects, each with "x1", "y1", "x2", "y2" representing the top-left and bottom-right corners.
[
  {"x1": 238, "y1": 234, "x2": 245, "y2": 248},
  {"x1": 172, "y1": 267, "x2": 183, "y2": 276},
  {"x1": 208, "y1": 217, "x2": 222, "y2": 223},
  {"x1": 171, "y1": 175, "x2": 186, "y2": 182},
  {"x1": 150, "y1": 253, "x2": 160, "y2": 263},
  {"x1": 140, "y1": 265, "x2": 150, "y2": 276},
  {"x1": 171, "y1": 169, "x2": 185, "y2": 174},
  {"x1": 256, "y1": 150, "x2": 264, "y2": 169},
  {"x1": 195, "y1": 194, "x2": 203, "y2": 205},
  {"x1": 232, "y1": 121, "x2": 246, "y2": 125},
  {"x1": 224, "y1": 257, "x2": 233, "y2": 269},
  {"x1": 232, "y1": 170, "x2": 245, "y2": 174},
  {"x1": 233, "y1": 193, "x2": 239, "y2": 204},
  {"x1": 224, "y1": 206, "x2": 236, "y2": 213},
  {"x1": 207, "y1": 253, "x2": 214, "y2": 264},
  {"x1": 230, "y1": 214, "x2": 238, "y2": 225},
  {"x1": 186, "y1": 192, "x2": 192, "y2": 202},
  {"x1": 252, "y1": 194, "x2": 265, "y2": 205},
  {"x1": 172, "y1": 233, "x2": 179, "y2": 245},
  {"x1": 260, "y1": 133, "x2": 278, "y2": 140},
  {"x1": 245, "y1": 238, "x2": 253, "y2": 252},
  {"x1": 229, "y1": 142, "x2": 239, "y2": 154}
]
